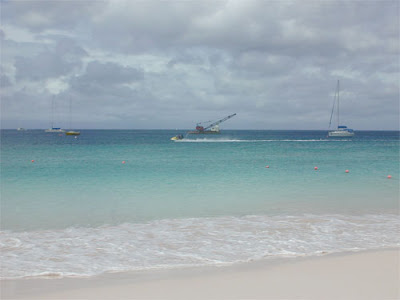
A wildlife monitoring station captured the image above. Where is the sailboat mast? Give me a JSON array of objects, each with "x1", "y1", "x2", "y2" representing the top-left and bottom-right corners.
[
  {"x1": 337, "y1": 80, "x2": 340, "y2": 128},
  {"x1": 69, "y1": 97, "x2": 72, "y2": 130},
  {"x1": 51, "y1": 96, "x2": 54, "y2": 129}
]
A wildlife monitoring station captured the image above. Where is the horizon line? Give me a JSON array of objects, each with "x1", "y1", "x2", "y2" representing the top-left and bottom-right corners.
[{"x1": 2, "y1": 128, "x2": 399, "y2": 131}]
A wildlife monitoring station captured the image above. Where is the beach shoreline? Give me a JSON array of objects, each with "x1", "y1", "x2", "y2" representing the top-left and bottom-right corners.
[{"x1": 2, "y1": 248, "x2": 399, "y2": 300}]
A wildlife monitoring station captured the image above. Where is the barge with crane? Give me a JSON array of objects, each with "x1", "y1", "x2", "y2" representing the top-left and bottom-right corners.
[
  {"x1": 171, "y1": 113, "x2": 236, "y2": 140},
  {"x1": 188, "y1": 113, "x2": 236, "y2": 134}
]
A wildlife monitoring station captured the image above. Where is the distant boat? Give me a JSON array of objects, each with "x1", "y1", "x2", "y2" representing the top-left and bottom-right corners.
[
  {"x1": 45, "y1": 96, "x2": 65, "y2": 133},
  {"x1": 187, "y1": 113, "x2": 236, "y2": 134},
  {"x1": 328, "y1": 81, "x2": 354, "y2": 137},
  {"x1": 17, "y1": 128, "x2": 26, "y2": 131},
  {"x1": 65, "y1": 131, "x2": 80, "y2": 136},
  {"x1": 171, "y1": 134, "x2": 184, "y2": 141},
  {"x1": 45, "y1": 128, "x2": 65, "y2": 133}
]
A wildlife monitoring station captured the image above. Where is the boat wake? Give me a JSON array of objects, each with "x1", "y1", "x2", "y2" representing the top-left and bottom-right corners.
[{"x1": 177, "y1": 138, "x2": 352, "y2": 143}]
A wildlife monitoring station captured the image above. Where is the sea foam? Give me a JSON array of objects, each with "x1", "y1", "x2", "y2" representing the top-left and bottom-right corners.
[{"x1": 1, "y1": 213, "x2": 399, "y2": 279}]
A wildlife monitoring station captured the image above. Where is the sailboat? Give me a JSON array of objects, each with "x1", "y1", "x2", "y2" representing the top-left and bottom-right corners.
[
  {"x1": 328, "y1": 80, "x2": 354, "y2": 137},
  {"x1": 65, "y1": 98, "x2": 80, "y2": 136},
  {"x1": 65, "y1": 131, "x2": 80, "y2": 135},
  {"x1": 45, "y1": 97, "x2": 65, "y2": 133}
]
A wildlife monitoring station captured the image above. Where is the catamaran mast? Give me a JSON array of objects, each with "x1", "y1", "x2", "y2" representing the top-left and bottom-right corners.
[
  {"x1": 337, "y1": 80, "x2": 340, "y2": 129},
  {"x1": 50, "y1": 96, "x2": 54, "y2": 129},
  {"x1": 69, "y1": 97, "x2": 72, "y2": 130}
]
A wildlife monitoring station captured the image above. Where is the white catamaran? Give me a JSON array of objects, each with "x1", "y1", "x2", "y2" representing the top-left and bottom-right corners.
[{"x1": 328, "y1": 80, "x2": 354, "y2": 137}]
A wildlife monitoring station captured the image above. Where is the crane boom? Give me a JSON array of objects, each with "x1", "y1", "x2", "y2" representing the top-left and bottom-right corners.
[{"x1": 203, "y1": 113, "x2": 236, "y2": 131}]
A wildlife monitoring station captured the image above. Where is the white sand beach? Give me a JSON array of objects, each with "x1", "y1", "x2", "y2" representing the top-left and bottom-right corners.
[{"x1": 2, "y1": 249, "x2": 399, "y2": 300}]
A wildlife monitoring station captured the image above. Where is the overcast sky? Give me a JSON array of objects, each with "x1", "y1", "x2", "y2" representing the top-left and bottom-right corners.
[{"x1": 1, "y1": 0, "x2": 399, "y2": 130}]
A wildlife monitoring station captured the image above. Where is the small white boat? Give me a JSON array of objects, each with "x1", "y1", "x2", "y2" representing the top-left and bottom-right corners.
[
  {"x1": 17, "y1": 128, "x2": 26, "y2": 131},
  {"x1": 328, "y1": 80, "x2": 354, "y2": 137},
  {"x1": 171, "y1": 134, "x2": 184, "y2": 141}
]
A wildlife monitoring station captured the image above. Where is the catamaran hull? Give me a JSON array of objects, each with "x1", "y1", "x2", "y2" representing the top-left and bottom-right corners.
[
  {"x1": 328, "y1": 131, "x2": 354, "y2": 137},
  {"x1": 45, "y1": 129, "x2": 66, "y2": 133}
]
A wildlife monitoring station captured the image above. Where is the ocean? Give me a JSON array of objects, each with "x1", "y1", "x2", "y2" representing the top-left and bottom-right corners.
[{"x1": 1, "y1": 129, "x2": 399, "y2": 279}]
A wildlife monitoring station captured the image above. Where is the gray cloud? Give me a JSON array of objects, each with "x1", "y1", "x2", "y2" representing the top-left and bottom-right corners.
[
  {"x1": 1, "y1": 72, "x2": 12, "y2": 88},
  {"x1": 1, "y1": 0, "x2": 103, "y2": 32},
  {"x1": 15, "y1": 39, "x2": 87, "y2": 81},
  {"x1": 15, "y1": 52, "x2": 72, "y2": 81},
  {"x1": 1, "y1": 0, "x2": 398, "y2": 130},
  {"x1": 79, "y1": 61, "x2": 144, "y2": 86}
]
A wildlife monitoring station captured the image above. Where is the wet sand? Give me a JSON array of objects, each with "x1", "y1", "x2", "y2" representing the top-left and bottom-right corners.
[{"x1": 1, "y1": 249, "x2": 399, "y2": 300}]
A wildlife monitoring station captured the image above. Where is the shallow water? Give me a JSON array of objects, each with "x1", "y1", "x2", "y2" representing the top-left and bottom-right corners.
[{"x1": 1, "y1": 129, "x2": 399, "y2": 278}]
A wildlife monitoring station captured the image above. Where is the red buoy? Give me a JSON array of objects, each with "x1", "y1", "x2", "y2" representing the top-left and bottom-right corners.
[
  {"x1": 122, "y1": 161, "x2": 126, "y2": 164},
  {"x1": 31, "y1": 160, "x2": 35, "y2": 163},
  {"x1": 314, "y1": 166, "x2": 318, "y2": 170},
  {"x1": 388, "y1": 175, "x2": 392, "y2": 179},
  {"x1": 265, "y1": 165, "x2": 269, "y2": 168},
  {"x1": 345, "y1": 170, "x2": 349, "y2": 173}
]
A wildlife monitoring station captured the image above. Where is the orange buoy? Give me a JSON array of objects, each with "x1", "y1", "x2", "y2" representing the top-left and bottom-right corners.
[
  {"x1": 345, "y1": 170, "x2": 349, "y2": 173},
  {"x1": 31, "y1": 160, "x2": 35, "y2": 163},
  {"x1": 388, "y1": 175, "x2": 392, "y2": 179}
]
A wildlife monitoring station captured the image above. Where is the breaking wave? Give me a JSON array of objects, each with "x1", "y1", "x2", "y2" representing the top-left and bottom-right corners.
[{"x1": 1, "y1": 213, "x2": 399, "y2": 279}]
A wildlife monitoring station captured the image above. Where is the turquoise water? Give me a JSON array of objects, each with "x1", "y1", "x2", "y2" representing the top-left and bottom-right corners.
[{"x1": 1, "y1": 130, "x2": 399, "y2": 278}]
